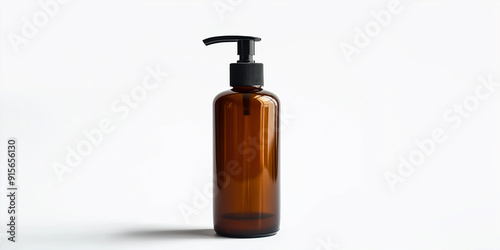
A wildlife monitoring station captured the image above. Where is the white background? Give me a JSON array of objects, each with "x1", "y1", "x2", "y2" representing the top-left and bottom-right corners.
[{"x1": 0, "y1": 0, "x2": 499, "y2": 249}]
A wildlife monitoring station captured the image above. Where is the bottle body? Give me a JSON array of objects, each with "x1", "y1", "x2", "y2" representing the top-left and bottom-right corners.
[{"x1": 213, "y1": 87, "x2": 280, "y2": 238}]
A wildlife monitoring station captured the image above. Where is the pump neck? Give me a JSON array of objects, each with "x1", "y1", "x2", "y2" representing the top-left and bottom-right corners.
[{"x1": 232, "y1": 86, "x2": 262, "y2": 93}]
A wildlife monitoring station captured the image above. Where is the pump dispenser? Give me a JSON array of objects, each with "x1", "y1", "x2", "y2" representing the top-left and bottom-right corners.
[
  {"x1": 203, "y1": 36, "x2": 263, "y2": 87},
  {"x1": 203, "y1": 35, "x2": 280, "y2": 238}
]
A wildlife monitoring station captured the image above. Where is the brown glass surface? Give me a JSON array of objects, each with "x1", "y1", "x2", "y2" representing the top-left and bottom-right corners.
[{"x1": 213, "y1": 86, "x2": 280, "y2": 238}]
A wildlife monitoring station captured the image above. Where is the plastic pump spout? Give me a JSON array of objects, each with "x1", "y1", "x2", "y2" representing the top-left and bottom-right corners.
[
  {"x1": 203, "y1": 35, "x2": 264, "y2": 87},
  {"x1": 203, "y1": 35, "x2": 261, "y2": 63}
]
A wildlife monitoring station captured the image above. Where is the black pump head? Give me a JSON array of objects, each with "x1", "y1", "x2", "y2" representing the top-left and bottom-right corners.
[
  {"x1": 203, "y1": 35, "x2": 264, "y2": 87},
  {"x1": 203, "y1": 35, "x2": 261, "y2": 63}
]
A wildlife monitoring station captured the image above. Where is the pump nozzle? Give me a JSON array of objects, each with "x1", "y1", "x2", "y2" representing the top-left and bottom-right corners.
[{"x1": 203, "y1": 36, "x2": 261, "y2": 63}]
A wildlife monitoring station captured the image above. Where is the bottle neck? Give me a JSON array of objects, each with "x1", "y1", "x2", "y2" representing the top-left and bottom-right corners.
[{"x1": 232, "y1": 86, "x2": 262, "y2": 93}]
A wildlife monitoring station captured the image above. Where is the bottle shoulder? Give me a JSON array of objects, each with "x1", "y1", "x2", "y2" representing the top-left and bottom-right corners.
[{"x1": 214, "y1": 89, "x2": 279, "y2": 105}]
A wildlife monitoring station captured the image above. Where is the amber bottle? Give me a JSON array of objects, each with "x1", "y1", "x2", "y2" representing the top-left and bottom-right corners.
[{"x1": 203, "y1": 36, "x2": 280, "y2": 238}]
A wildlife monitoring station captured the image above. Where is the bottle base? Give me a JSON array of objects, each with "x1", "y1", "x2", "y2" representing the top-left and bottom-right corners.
[
  {"x1": 214, "y1": 212, "x2": 279, "y2": 238},
  {"x1": 215, "y1": 229, "x2": 278, "y2": 238}
]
